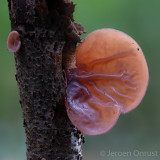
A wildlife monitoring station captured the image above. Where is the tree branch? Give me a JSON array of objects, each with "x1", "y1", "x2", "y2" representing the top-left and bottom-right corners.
[{"x1": 7, "y1": 0, "x2": 85, "y2": 159}]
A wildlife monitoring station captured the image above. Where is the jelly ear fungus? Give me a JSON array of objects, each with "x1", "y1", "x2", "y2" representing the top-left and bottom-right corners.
[
  {"x1": 7, "y1": 31, "x2": 21, "y2": 52},
  {"x1": 65, "y1": 29, "x2": 149, "y2": 135}
]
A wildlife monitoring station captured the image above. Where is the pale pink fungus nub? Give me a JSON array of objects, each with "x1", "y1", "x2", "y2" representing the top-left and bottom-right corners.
[{"x1": 7, "y1": 30, "x2": 21, "y2": 52}]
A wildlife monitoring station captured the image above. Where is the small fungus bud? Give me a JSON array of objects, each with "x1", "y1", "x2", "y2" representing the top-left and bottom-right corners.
[
  {"x1": 7, "y1": 30, "x2": 21, "y2": 52},
  {"x1": 65, "y1": 28, "x2": 149, "y2": 135}
]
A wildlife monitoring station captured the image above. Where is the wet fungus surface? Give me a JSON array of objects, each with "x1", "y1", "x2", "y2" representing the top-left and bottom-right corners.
[
  {"x1": 65, "y1": 28, "x2": 149, "y2": 135},
  {"x1": 7, "y1": 30, "x2": 21, "y2": 52}
]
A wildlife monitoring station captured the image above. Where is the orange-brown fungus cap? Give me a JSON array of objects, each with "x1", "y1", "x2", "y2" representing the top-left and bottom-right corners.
[
  {"x1": 7, "y1": 31, "x2": 21, "y2": 52},
  {"x1": 65, "y1": 28, "x2": 149, "y2": 135}
]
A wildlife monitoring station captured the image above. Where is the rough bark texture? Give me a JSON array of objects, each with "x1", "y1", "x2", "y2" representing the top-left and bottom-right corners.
[{"x1": 7, "y1": 0, "x2": 85, "y2": 159}]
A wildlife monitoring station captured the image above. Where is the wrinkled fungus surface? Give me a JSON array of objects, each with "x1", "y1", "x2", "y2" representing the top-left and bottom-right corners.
[
  {"x1": 65, "y1": 29, "x2": 149, "y2": 135},
  {"x1": 7, "y1": 31, "x2": 21, "y2": 52}
]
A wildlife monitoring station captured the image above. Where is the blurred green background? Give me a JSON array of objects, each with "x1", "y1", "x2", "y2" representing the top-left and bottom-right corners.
[{"x1": 0, "y1": 0, "x2": 159, "y2": 160}]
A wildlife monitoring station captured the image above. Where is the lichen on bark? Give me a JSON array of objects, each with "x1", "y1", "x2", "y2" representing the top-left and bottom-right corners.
[{"x1": 7, "y1": 0, "x2": 85, "y2": 159}]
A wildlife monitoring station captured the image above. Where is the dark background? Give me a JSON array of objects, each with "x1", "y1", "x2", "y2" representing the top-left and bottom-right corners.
[{"x1": 0, "y1": 0, "x2": 159, "y2": 159}]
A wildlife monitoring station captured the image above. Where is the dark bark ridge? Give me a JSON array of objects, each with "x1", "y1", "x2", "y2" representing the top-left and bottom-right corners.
[{"x1": 7, "y1": 0, "x2": 85, "y2": 159}]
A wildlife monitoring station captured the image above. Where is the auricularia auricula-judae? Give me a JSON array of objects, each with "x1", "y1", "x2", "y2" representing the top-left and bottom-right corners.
[{"x1": 65, "y1": 28, "x2": 149, "y2": 135}]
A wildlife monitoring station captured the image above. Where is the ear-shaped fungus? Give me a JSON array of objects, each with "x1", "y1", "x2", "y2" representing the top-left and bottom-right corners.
[
  {"x1": 7, "y1": 31, "x2": 21, "y2": 52},
  {"x1": 65, "y1": 28, "x2": 149, "y2": 135}
]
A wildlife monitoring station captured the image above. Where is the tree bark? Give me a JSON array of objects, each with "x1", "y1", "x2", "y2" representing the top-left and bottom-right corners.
[{"x1": 7, "y1": 0, "x2": 85, "y2": 159}]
